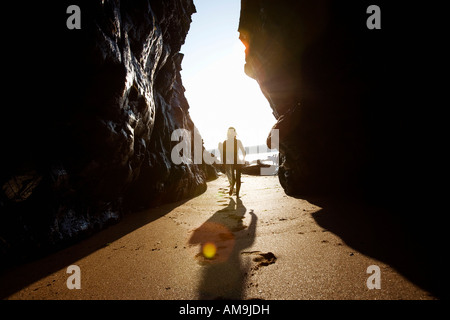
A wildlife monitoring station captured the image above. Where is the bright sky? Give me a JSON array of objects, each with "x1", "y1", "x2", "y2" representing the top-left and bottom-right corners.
[{"x1": 180, "y1": 0, "x2": 276, "y2": 151}]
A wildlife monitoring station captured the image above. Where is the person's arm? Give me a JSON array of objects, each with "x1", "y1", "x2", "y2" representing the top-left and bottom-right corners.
[{"x1": 238, "y1": 140, "x2": 246, "y2": 161}]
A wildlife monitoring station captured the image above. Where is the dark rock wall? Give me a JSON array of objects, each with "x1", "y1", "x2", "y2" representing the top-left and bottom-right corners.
[
  {"x1": 238, "y1": 0, "x2": 444, "y2": 201},
  {"x1": 0, "y1": 0, "x2": 215, "y2": 266},
  {"x1": 238, "y1": 0, "x2": 447, "y2": 298}
]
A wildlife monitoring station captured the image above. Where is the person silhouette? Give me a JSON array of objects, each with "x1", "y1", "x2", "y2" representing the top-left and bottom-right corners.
[
  {"x1": 219, "y1": 127, "x2": 246, "y2": 197},
  {"x1": 188, "y1": 198, "x2": 257, "y2": 299}
]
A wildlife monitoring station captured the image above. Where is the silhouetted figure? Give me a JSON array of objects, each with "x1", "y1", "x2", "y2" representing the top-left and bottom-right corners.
[
  {"x1": 189, "y1": 198, "x2": 257, "y2": 299},
  {"x1": 219, "y1": 127, "x2": 246, "y2": 197}
]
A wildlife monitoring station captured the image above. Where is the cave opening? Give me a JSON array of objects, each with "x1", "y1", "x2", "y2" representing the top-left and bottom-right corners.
[
  {"x1": 180, "y1": 0, "x2": 276, "y2": 162},
  {"x1": 0, "y1": 0, "x2": 446, "y2": 301}
]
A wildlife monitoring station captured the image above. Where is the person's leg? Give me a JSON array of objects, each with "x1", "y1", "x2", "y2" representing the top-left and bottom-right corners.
[
  {"x1": 226, "y1": 164, "x2": 233, "y2": 185},
  {"x1": 235, "y1": 166, "x2": 242, "y2": 197},
  {"x1": 227, "y1": 165, "x2": 235, "y2": 195}
]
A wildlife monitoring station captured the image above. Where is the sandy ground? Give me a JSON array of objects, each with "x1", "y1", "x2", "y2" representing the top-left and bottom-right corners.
[{"x1": 0, "y1": 174, "x2": 438, "y2": 300}]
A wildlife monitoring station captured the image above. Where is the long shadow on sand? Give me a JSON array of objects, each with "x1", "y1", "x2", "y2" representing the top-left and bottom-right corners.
[
  {"x1": 307, "y1": 196, "x2": 447, "y2": 299},
  {"x1": 0, "y1": 197, "x2": 192, "y2": 299},
  {"x1": 189, "y1": 198, "x2": 257, "y2": 299}
]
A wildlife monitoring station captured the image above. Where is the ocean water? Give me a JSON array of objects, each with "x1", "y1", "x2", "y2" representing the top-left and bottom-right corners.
[
  {"x1": 208, "y1": 147, "x2": 278, "y2": 165},
  {"x1": 245, "y1": 151, "x2": 278, "y2": 164}
]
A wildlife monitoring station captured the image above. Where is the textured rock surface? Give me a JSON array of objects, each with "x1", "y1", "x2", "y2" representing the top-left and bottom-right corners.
[
  {"x1": 237, "y1": 1, "x2": 447, "y2": 298},
  {"x1": 239, "y1": 1, "x2": 377, "y2": 196},
  {"x1": 238, "y1": 0, "x2": 441, "y2": 199},
  {"x1": 0, "y1": 0, "x2": 216, "y2": 267}
]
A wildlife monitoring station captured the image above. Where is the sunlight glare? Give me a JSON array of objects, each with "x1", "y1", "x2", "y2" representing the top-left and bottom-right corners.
[
  {"x1": 180, "y1": 0, "x2": 275, "y2": 151},
  {"x1": 202, "y1": 242, "x2": 217, "y2": 259}
]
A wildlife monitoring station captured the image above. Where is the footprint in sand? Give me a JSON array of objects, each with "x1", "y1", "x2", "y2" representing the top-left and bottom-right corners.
[{"x1": 241, "y1": 251, "x2": 277, "y2": 271}]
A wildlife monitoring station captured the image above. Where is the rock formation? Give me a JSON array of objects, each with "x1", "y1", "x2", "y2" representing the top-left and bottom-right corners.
[
  {"x1": 238, "y1": 0, "x2": 447, "y2": 298},
  {"x1": 238, "y1": 0, "x2": 439, "y2": 200},
  {"x1": 0, "y1": 0, "x2": 215, "y2": 267},
  {"x1": 239, "y1": 0, "x2": 384, "y2": 195}
]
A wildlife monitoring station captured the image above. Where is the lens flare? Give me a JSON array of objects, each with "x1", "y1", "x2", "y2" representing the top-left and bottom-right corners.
[{"x1": 202, "y1": 242, "x2": 217, "y2": 259}]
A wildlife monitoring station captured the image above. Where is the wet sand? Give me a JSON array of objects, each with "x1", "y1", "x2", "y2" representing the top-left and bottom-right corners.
[{"x1": 0, "y1": 174, "x2": 437, "y2": 300}]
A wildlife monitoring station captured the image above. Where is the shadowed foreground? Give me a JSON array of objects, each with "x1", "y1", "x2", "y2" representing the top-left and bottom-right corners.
[{"x1": 0, "y1": 175, "x2": 441, "y2": 300}]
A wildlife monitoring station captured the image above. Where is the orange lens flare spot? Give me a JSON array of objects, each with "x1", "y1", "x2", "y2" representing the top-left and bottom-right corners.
[{"x1": 202, "y1": 242, "x2": 217, "y2": 259}]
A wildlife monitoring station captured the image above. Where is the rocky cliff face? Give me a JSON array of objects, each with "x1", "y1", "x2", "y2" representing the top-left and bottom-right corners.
[
  {"x1": 238, "y1": 1, "x2": 446, "y2": 298},
  {"x1": 238, "y1": 0, "x2": 437, "y2": 199},
  {"x1": 0, "y1": 0, "x2": 215, "y2": 266}
]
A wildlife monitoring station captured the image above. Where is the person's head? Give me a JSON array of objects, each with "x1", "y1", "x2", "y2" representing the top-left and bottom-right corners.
[{"x1": 227, "y1": 127, "x2": 237, "y2": 140}]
